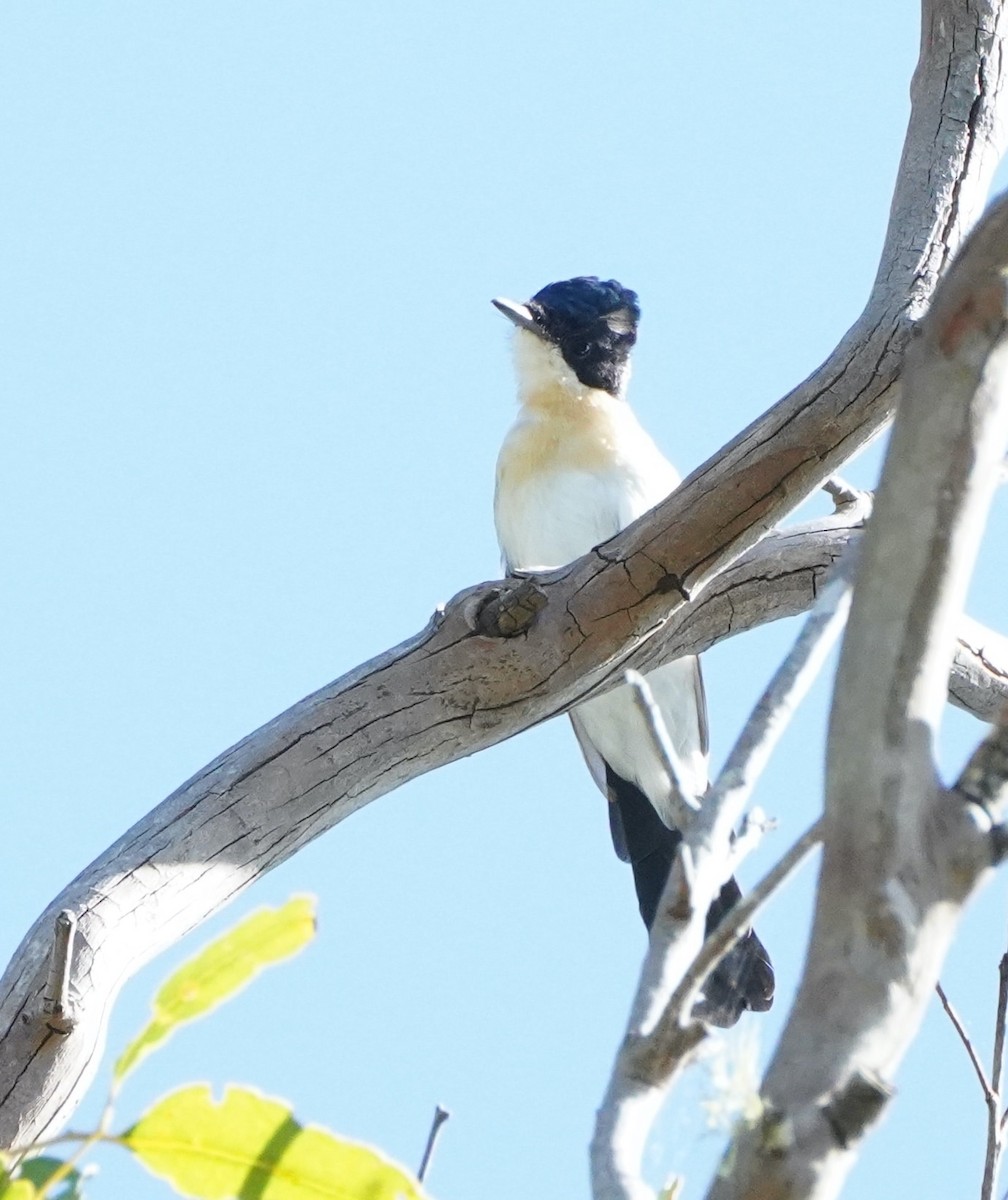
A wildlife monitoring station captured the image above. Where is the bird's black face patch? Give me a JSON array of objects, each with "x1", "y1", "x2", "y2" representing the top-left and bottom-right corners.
[{"x1": 527, "y1": 276, "x2": 640, "y2": 394}]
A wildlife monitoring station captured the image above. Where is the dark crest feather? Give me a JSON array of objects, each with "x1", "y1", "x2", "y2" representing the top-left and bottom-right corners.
[{"x1": 526, "y1": 276, "x2": 640, "y2": 394}]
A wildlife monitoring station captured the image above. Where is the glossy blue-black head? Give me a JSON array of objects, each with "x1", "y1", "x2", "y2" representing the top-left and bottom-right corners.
[{"x1": 493, "y1": 276, "x2": 640, "y2": 395}]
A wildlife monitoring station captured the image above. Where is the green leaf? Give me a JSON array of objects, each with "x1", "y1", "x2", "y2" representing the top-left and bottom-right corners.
[
  {"x1": 14, "y1": 1158, "x2": 84, "y2": 1200},
  {"x1": 124, "y1": 1084, "x2": 425, "y2": 1200},
  {"x1": 114, "y1": 897, "x2": 316, "y2": 1083}
]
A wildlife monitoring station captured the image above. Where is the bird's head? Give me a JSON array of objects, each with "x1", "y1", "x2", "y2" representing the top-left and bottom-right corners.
[{"x1": 493, "y1": 276, "x2": 640, "y2": 400}]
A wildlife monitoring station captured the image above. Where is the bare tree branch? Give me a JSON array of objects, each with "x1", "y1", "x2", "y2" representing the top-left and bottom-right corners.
[
  {"x1": 942, "y1": 929, "x2": 1008, "y2": 1200},
  {"x1": 2, "y1": 0, "x2": 1008, "y2": 1155},
  {"x1": 591, "y1": 577, "x2": 850, "y2": 1200},
  {"x1": 953, "y1": 619, "x2": 1008, "y2": 721},
  {"x1": 707, "y1": 187, "x2": 1008, "y2": 1200},
  {"x1": 589, "y1": 813, "x2": 824, "y2": 1200},
  {"x1": 671, "y1": 819, "x2": 823, "y2": 1031},
  {"x1": 648, "y1": 517, "x2": 1008, "y2": 722},
  {"x1": 946, "y1": 713, "x2": 1008, "y2": 1198},
  {"x1": 982, "y1": 955, "x2": 1008, "y2": 1200}
]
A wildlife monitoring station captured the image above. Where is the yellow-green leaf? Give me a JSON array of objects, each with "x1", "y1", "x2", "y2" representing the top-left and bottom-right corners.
[
  {"x1": 124, "y1": 1084, "x2": 425, "y2": 1200},
  {"x1": 0, "y1": 1180, "x2": 38, "y2": 1199},
  {"x1": 115, "y1": 897, "x2": 316, "y2": 1082}
]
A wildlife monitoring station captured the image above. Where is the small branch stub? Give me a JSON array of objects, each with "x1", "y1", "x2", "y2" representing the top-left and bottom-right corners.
[
  {"x1": 821, "y1": 1070, "x2": 894, "y2": 1150},
  {"x1": 41, "y1": 910, "x2": 77, "y2": 1034},
  {"x1": 822, "y1": 475, "x2": 873, "y2": 521}
]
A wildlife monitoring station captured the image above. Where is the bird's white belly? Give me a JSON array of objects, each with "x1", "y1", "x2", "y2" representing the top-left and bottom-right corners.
[
  {"x1": 495, "y1": 465, "x2": 651, "y2": 573},
  {"x1": 495, "y1": 459, "x2": 708, "y2": 819}
]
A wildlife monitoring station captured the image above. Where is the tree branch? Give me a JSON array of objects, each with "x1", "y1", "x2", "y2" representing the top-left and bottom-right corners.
[
  {"x1": 952, "y1": 619, "x2": 1008, "y2": 722},
  {"x1": 707, "y1": 187, "x2": 1008, "y2": 1199},
  {"x1": 981, "y1": 954, "x2": 1008, "y2": 1200},
  {"x1": 3, "y1": 0, "x2": 1008, "y2": 1154},
  {"x1": 590, "y1": 572, "x2": 849, "y2": 1200}
]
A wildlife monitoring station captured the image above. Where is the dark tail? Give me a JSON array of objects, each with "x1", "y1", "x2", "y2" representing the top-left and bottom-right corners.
[{"x1": 606, "y1": 766, "x2": 774, "y2": 1027}]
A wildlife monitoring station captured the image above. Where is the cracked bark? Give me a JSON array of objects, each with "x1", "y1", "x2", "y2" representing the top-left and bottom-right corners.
[{"x1": 2, "y1": 0, "x2": 1008, "y2": 1160}]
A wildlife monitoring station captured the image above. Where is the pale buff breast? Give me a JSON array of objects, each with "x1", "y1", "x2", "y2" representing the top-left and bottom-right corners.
[{"x1": 494, "y1": 382, "x2": 679, "y2": 572}]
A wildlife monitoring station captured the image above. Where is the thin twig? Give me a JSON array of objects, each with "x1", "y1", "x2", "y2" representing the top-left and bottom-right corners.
[
  {"x1": 2, "y1": 1130, "x2": 96, "y2": 1159},
  {"x1": 991, "y1": 955, "x2": 1008, "y2": 1102},
  {"x1": 653, "y1": 818, "x2": 824, "y2": 1049},
  {"x1": 981, "y1": 957, "x2": 1008, "y2": 1200},
  {"x1": 591, "y1": 818, "x2": 825, "y2": 1198},
  {"x1": 946, "y1": 713, "x2": 1008, "y2": 1198},
  {"x1": 935, "y1": 981, "x2": 993, "y2": 1100},
  {"x1": 938, "y1": 948, "x2": 1008, "y2": 1200},
  {"x1": 953, "y1": 714, "x2": 1008, "y2": 1198},
  {"x1": 724, "y1": 808, "x2": 776, "y2": 876},
  {"x1": 622, "y1": 572, "x2": 851, "y2": 1059},
  {"x1": 625, "y1": 670, "x2": 701, "y2": 824},
  {"x1": 591, "y1": 562, "x2": 852, "y2": 1200},
  {"x1": 655, "y1": 575, "x2": 850, "y2": 1035},
  {"x1": 417, "y1": 1104, "x2": 450, "y2": 1184}
]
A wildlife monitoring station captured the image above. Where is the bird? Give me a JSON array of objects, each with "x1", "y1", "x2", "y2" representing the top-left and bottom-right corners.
[{"x1": 492, "y1": 276, "x2": 773, "y2": 1026}]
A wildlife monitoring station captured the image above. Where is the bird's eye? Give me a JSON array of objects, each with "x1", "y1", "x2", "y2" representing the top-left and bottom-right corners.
[{"x1": 572, "y1": 341, "x2": 592, "y2": 358}]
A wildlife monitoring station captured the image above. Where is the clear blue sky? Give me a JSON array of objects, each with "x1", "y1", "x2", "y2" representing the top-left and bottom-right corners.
[{"x1": 3, "y1": 4, "x2": 1008, "y2": 1198}]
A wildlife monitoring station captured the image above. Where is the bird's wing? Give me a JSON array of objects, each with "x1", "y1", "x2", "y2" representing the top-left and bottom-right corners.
[
  {"x1": 571, "y1": 653, "x2": 709, "y2": 833},
  {"x1": 556, "y1": 459, "x2": 708, "y2": 858},
  {"x1": 570, "y1": 655, "x2": 708, "y2": 865},
  {"x1": 569, "y1": 710, "x2": 631, "y2": 860}
]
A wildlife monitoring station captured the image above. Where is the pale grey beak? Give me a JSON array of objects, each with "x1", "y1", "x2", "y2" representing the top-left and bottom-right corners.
[{"x1": 492, "y1": 296, "x2": 539, "y2": 334}]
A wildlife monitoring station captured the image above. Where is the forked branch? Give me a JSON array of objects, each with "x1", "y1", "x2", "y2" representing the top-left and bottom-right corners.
[
  {"x1": 707, "y1": 186, "x2": 1008, "y2": 1200},
  {"x1": 2, "y1": 0, "x2": 1007, "y2": 1156}
]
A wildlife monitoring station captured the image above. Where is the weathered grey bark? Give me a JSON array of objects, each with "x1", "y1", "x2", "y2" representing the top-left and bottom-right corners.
[
  {"x1": 592, "y1": 577, "x2": 853, "y2": 1200},
  {"x1": 1, "y1": 0, "x2": 1007, "y2": 1157},
  {"x1": 952, "y1": 615, "x2": 1008, "y2": 719},
  {"x1": 707, "y1": 184, "x2": 1008, "y2": 1200},
  {"x1": 666, "y1": 514, "x2": 1008, "y2": 721}
]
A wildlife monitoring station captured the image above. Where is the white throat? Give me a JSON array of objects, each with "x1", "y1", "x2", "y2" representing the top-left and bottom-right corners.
[{"x1": 510, "y1": 328, "x2": 630, "y2": 405}]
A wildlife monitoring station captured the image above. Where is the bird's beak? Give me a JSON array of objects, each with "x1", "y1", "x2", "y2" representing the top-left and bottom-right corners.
[{"x1": 492, "y1": 296, "x2": 539, "y2": 334}]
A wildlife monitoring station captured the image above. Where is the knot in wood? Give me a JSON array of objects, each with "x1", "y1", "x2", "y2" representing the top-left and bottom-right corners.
[
  {"x1": 821, "y1": 1068, "x2": 893, "y2": 1148},
  {"x1": 474, "y1": 580, "x2": 548, "y2": 638}
]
